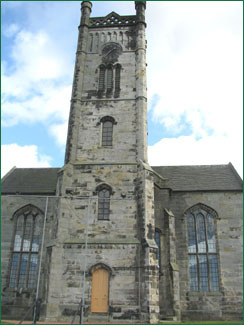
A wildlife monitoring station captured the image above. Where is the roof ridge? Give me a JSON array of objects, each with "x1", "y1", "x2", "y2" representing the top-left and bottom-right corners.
[
  {"x1": 11, "y1": 167, "x2": 61, "y2": 170},
  {"x1": 152, "y1": 164, "x2": 229, "y2": 168}
]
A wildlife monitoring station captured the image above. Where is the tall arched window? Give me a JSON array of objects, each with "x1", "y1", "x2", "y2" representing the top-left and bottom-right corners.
[
  {"x1": 102, "y1": 121, "x2": 113, "y2": 146},
  {"x1": 9, "y1": 205, "x2": 43, "y2": 289},
  {"x1": 96, "y1": 184, "x2": 112, "y2": 220},
  {"x1": 186, "y1": 205, "x2": 219, "y2": 292},
  {"x1": 100, "y1": 116, "x2": 116, "y2": 147}
]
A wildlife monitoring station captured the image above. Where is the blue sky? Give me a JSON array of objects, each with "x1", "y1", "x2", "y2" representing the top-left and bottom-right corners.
[{"x1": 1, "y1": 1, "x2": 243, "y2": 177}]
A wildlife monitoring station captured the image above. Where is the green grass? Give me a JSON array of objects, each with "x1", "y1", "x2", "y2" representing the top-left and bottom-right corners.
[{"x1": 159, "y1": 322, "x2": 242, "y2": 325}]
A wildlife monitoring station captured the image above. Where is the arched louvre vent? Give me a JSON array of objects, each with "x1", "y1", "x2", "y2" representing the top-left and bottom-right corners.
[
  {"x1": 98, "y1": 66, "x2": 105, "y2": 92},
  {"x1": 98, "y1": 64, "x2": 121, "y2": 98},
  {"x1": 114, "y1": 64, "x2": 121, "y2": 97},
  {"x1": 106, "y1": 66, "x2": 113, "y2": 93}
]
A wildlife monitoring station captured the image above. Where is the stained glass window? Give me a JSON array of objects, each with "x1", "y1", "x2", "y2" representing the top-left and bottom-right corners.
[
  {"x1": 187, "y1": 207, "x2": 219, "y2": 291},
  {"x1": 9, "y1": 206, "x2": 42, "y2": 289}
]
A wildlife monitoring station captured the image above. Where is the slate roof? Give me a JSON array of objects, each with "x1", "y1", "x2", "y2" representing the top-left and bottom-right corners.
[
  {"x1": 1, "y1": 168, "x2": 60, "y2": 194},
  {"x1": 152, "y1": 163, "x2": 243, "y2": 191},
  {"x1": 1, "y1": 164, "x2": 242, "y2": 195}
]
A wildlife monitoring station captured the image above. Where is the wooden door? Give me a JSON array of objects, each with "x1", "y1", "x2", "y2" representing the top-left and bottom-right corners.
[{"x1": 91, "y1": 268, "x2": 109, "y2": 313}]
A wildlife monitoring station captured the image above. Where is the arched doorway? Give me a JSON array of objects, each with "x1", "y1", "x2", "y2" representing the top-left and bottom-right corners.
[{"x1": 91, "y1": 267, "x2": 109, "y2": 313}]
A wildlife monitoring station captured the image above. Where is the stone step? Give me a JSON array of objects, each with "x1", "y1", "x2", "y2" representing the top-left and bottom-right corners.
[
  {"x1": 85, "y1": 313, "x2": 110, "y2": 322},
  {"x1": 160, "y1": 316, "x2": 178, "y2": 322}
]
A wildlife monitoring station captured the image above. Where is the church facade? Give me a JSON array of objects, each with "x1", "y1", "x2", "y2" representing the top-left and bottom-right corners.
[{"x1": 1, "y1": 2, "x2": 243, "y2": 323}]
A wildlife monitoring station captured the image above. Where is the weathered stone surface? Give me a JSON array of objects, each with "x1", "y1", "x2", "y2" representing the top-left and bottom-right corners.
[{"x1": 1, "y1": 1, "x2": 242, "y2": 324}]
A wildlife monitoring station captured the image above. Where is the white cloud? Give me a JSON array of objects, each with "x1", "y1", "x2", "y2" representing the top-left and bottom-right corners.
[
  {"x1": 49, "y1": 122, "x2": 68, "y2": 147},
  {"x1": 148, "y1": 134, "x2": 243, "y2": 178},
  {"x1": 2, "y1": 27, "x2": 72, "y2": 147},
  {"x1": 147, "y1": 6, "x2": 243, "y2": 136},
  {"x1": 1, "y1": 144, "x2": 52, "y2": 177},
  {"x1": 146, "y1": 1, "x2": 243, "y2": 175},
  {"x1": 2, "y1": 84, "x2": 71, "y2": 127}
]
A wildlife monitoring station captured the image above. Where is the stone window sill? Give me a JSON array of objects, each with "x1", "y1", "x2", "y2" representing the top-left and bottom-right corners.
[{"x1": 187, "y1": 291, "x2": 222, "y2": 296}]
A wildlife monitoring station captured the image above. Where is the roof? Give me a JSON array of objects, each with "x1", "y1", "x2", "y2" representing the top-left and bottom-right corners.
[
  {"x1": 1, "y1": 168, "x2": 60, "y2": 194},
  {"x1": 1, "y1": 164, "x2": 242, "y2": 195},
  {"x1": 152, "y1": 163, "x2": 243, "y2": 192}
]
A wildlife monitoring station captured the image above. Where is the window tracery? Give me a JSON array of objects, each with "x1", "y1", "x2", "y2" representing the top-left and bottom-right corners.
[
  {"x1": 186, "y1": 204, "x2": 219, "y2": 292},
  {"x1": 9, "y1": 205, "x2": 43, "y2": 289}
]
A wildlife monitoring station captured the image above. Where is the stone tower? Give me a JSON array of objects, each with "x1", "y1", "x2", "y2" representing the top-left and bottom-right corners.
[
  {"x1": 1, "y1": 2, "x2": 243, "y2": 323},
  {"x1": 45, "y1": 1, "x2": 159, "y2": 323}
]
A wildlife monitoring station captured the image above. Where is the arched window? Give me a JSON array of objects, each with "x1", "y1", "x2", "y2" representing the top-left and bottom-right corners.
[
  {"x1": 9, "y1": 205, "x2": 43, "y2": 289},
  {"x1": 100, "y1": 116, "x2": 116, "y2": 147},
  {"x1": 186, "y1": 205, "x2": 219, "y2": 292},
  {"x1": 102, "y1": 121, "x2": 113, "y2": 146},
  {"x1": 96, "y1": 184, "x2": 112, "y2": 220}
]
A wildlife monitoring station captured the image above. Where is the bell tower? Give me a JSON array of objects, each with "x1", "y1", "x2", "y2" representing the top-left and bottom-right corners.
[
  {"x1": 64, "y1": 1, "x2": 148, "y2": 165},
  {"x1": 46, "y1": 2, "x2": 159, "y2": 323}
]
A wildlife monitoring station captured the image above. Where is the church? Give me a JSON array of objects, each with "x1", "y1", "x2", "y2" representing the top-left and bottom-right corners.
[{"x1": 1, "y1": 2, "x2": 243, "y2": 323}]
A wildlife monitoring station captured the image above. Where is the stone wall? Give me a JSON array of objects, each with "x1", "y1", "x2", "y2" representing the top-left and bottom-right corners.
[
  {"x1": 1, "y1": 195, "x2": 58, "y2": 320},
  {"x1": 166, "y1": 190, "x2": 242, "y2": 321}
]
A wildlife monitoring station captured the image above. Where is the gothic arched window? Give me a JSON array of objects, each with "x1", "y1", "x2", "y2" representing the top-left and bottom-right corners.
[
  {"x1": 96, "y1": 184, "x2": 112, "y2": 220},
  {"x1": 100, "y1": 116, "x2": 116, "y2": 147},
  {"x1": 102, "y1": 121, "x2": 113, "y2": 146},
  {"x1": 9, "y1": 205, "x2": 43, "y2": 289},
  {"x1": 187, "y1": 205, "x2": 219, "y2": 292}
]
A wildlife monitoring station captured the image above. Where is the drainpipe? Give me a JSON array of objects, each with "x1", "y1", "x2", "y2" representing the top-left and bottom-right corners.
[{"x1": 33, "y1": 197, "x2": 49, "y2": 323}]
